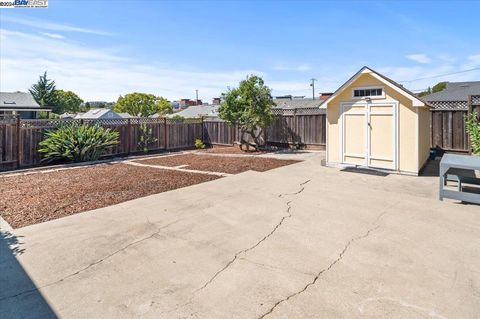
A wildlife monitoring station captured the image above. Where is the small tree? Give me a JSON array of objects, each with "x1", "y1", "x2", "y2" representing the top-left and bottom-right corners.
[
  {"x1": 218, "y1": 75, "x2": 274, "y2": 150},
  {"x1": 29, "y1": 71, "x2": 56, "y2": 107},
  {"x1": 52, "y1": 90, "x2": 84, "y2": 114},
  {"x1": 114, "y1": 93, "x2": 173, "y2": 117},
  {"x1": 465, "y1": 111, "x2": 480, "y2": 155}
]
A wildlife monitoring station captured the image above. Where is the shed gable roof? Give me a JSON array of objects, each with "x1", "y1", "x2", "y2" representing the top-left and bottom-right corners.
[{"x1": 322, "y1": 66, "x2": 428, "y2": 108}]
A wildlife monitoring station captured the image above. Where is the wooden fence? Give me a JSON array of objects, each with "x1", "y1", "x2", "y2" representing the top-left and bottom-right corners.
[
  {"x1": 203, "y1": 113, "x2": 326, "y2": 149},
  {"x1": 2, "y1": 97, "x2": 478, "y2": 171},
  {"x1": 430, "y1": 95, "x2": 480, "y2": 153},
  {"x1": 0, "y1": 117, "x2": 203, "y2": 171}
]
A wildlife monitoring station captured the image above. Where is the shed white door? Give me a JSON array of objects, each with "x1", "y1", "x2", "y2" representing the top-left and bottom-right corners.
[{"x1": 342, "y1": 103, "x2": 396, "y2": 169}]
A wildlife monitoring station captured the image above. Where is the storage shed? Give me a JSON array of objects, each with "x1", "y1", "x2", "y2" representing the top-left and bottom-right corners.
[{"x1": 322, "y1": 66, "x2": 430, "y2": 175}]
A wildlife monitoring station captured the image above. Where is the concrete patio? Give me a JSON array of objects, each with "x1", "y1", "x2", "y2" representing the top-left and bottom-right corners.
[{"x1": 1, "y1": 152, "x2": 479, "y2": 318}]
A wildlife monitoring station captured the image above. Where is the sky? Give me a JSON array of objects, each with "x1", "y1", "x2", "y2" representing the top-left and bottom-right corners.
[{"x1": 1, "y1": 0, "x2": 479, "y2": 102}]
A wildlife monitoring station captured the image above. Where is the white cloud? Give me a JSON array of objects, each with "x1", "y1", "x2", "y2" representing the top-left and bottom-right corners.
[
  {"x1": 377, "y1": 62, "x2": 480, "y2": 92},
  {"x1": 406, "y1": 54, "x2": 432, "y2": 64},
  {"x1": 0, "y1": 28, "x2": 266, "y2": 101},
  {"x1": 462, "y1": 54, "x2": 480, "y2": 69},
  {"x1": 40, "y1": 32, "x2": 65, "y2": 39},
  {"x1": 272, "y1": 63, "x2": 312, "y2": 72},
  {"x1": 1, "y1": 15, "x2": 113, "y2": 36}
]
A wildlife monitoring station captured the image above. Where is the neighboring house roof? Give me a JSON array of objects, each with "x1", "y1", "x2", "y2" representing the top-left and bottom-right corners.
[
  {"x1": 273, "y1": 98, "x2": 324, "y2": 109},
  {"x1": 167, "y1": 104, "x2": 218, "y2": 118},
  {"x1": 117, "y1": 112, "x2": 138, "y2": 119},
  {"x1": 422, "y1": 81, "x2": 480, "y2": 102},
  {"x1": 0, "y1": 92, "x2": 50, "y2": 111},
  {"x1": 75, "y1": 108, "x2": 122, "y2": 119},
  {"x1": 322, "y1": 66, "x2": 428, "y2": 109}
]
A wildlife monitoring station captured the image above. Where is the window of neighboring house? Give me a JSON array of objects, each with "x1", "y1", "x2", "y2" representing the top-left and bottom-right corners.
[{"x1": 353, "y1": 87, "x2": 384, "y2": 98}]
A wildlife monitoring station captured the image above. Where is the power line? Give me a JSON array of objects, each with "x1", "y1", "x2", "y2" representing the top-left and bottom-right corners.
[{"x1": 399, "y1": 67, "x2": 480, "y2": 83}]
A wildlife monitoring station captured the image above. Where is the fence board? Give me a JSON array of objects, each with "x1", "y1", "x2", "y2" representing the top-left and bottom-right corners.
[{"x1": 204, "y1": 114, "x2": 326, "y2": 148}]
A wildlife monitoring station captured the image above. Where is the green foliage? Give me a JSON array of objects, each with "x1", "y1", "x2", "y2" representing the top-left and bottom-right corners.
[
  {"x1": 417, "y1": 82, "x2": 447, "y2": 97},
  {"x1": 29, "y1": 71, "x2": 56, "y2": 107},
  {"x1": 52, "y1": 90, "x2": 84, "y2": 114},
  {"x1": 465, "y1": 111, "x2": 480, "y2": 155},
  {"x1": 37, "y1": 112, "x2": 59, "y2": 119},
  {"x1": 137, "y1": 123, "x2": 158, "y2": 153},
  {"x1": 417, "y1": 87, "x2": 431, "y2": 97},
  {"x1": 169, "y1": 114, "x2": 185, "y2": 122},
  {"x1": 195, "y1": 138, "x2": 205, "y2": 149},
  {"x1": 218, "y1": 75, "x2": 274, "y2": 149},
  {"x1": 432, "y1": 81, "x2": 447, "y2": 93},
  {"x1": 38, "y1": 123, "x2": 119, "y2": 163},
  {"x1": 114, "y1": 93, "x2": 173, "y2": 117}
]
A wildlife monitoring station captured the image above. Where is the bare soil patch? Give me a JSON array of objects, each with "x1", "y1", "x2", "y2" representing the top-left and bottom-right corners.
[
  {"x1": 0, "y1": 163, "x2": 219, "y2": 229},
  {"x1": 137, "y1": 154, "x2": 299, "y2": 174},
  {"x1": 201, "y1": 146, "x2": 270, "y2": 155}
]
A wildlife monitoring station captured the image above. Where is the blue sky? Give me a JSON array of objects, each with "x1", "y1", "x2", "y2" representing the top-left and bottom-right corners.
[{"x1": 1, "y1": 0, "x2": 479, "y2": 101}]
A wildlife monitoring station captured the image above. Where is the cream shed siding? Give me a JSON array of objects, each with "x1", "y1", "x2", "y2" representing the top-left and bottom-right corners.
[{"x1": 325, "y1": 69, "x2": 429, "y2": 175}]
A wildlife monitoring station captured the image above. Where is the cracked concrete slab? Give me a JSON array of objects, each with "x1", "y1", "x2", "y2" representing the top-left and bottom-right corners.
[{"x1": 1, "y1": 152, "x2": 480, "y2": 318}]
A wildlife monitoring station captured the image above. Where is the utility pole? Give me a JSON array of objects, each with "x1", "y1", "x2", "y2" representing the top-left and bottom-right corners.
[
  {"x1": 310, "y1": 78, "x2": 317, "y2": 100},
  {"x1": 195, "y1": 89, "x2": 199, "y2": 105}
]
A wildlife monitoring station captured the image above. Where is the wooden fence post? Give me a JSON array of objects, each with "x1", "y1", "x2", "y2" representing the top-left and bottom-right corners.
[
  {"x1": 201, "y1": 116, "x2": 204, "y2": 143},
  {"x1": 127, "y1": 118, "x2": 131, "y2": 155},
  {"x1": 16, "y1": 115, "x2": 20, "y2": 169},
  {"x1": 164, "y1": 117, "x2": 168, "y2": 150}
]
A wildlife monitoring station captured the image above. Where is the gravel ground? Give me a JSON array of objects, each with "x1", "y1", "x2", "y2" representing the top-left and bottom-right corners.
[
  {"x1": 0, "y1": 163, "x2": 219, "y2": 229},
  {"x1": 137, "y1": 154, "x2": 299, "y2": 174}
]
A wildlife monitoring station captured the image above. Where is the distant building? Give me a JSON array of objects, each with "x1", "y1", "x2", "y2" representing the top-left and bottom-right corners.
[
  {"x1": 179, "y1": 98, "x2": 202, "y2": 108},
  {"x1": 273, "y1": 95, "x2": 325, "y2": 110},
  {"x1": 117, "y1": 112, "x2": 138, "y2": 119},
  {"x1": 75, "y1": 108, "x2": 122, "y2": 119},
  {"x1": 0, "y1": 92, "x2": 51, "y2": 119},
  {"x1": 422, "y1": 81, "x2": 480, "y2": 111},
  {"x1": 167, "y1": 104, "x2": 218, "y2": 119},
  {"x1": 59, "y1": 112, "x2": 77, "y2": 119},
  {"x1": 212, "y1": 97, "x2": 221, "y2": 105}
]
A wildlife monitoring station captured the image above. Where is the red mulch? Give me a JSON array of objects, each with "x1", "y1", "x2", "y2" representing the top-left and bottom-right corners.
[
  {"x1": 0, "y1": 163, "x2": 219, "y2": 229},
  {"x1": 137, "y1": 154, "x2": 299, "y2": 174}
]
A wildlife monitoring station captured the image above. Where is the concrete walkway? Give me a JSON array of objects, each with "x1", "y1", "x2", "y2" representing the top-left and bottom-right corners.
[{"x1": 1, "y1": 152, "x2": 479, "y2": 318}]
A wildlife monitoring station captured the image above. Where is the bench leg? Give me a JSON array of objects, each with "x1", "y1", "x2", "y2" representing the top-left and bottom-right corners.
[{"x1": 439, "y1": 174, "x2": 444, "y2": 201}]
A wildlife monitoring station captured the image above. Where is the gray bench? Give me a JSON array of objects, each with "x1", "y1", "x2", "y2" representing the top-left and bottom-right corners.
[{"x1": 439, "y1": 154, "x2": 480, "y2": 204}]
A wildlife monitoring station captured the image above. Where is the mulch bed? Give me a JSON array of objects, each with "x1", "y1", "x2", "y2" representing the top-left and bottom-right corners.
[
  {"x1": 137, "y1": 154, "x2": 299, "y2": 174},
  {"x1": 201, "y1": 146, "x2": 270, "y2": 155},
  {"x1": 0, "y1": 163, "x2": 219, "y2": 229}
]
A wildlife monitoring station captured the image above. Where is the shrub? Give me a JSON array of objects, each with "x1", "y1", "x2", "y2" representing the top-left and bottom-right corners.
[
  {"x1": 465, "y1": 111, "x2": 480, "y2": 155},
  {"x1": 195, "y1": 138, "x2": 205, "y2": 149},
  {"x1": 170, "y1": 114, "x2": 185, "y2": 122},
  {"x1": 138, "y1": 123, "x2": 158, "y2": 153},
  {"x1": 38, "y1": 123, "x2": 119, "y2": 163}
]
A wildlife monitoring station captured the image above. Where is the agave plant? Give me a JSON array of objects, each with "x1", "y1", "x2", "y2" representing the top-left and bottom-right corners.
[{"x1": 38, "y1": 123, "x2": 119, "y2": 163}]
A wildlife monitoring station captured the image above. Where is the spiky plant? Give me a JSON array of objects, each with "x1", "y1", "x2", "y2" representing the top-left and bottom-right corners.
[{"x1": 38, "y1": 123, "x2": 119, "y2": 163}]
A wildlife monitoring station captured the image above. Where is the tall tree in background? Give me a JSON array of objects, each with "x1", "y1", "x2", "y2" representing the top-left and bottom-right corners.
[
  {"x1": 114, "y1": 92, "x2": 173, "y2": 117},
  {"x1": 29, "y1": 71, "x2": 56, "y2": 106},
  {"x1": 219, "y1": 75, "x2": 274, "y2": 150},
  {"x1": 52, "y1": 90, "x2": 84, "y2": 114}
]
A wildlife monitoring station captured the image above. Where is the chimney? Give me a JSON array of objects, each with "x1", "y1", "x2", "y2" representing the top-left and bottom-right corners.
[{"x1": 319, "y1": 93, "x2": 333, "y2": 101}]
